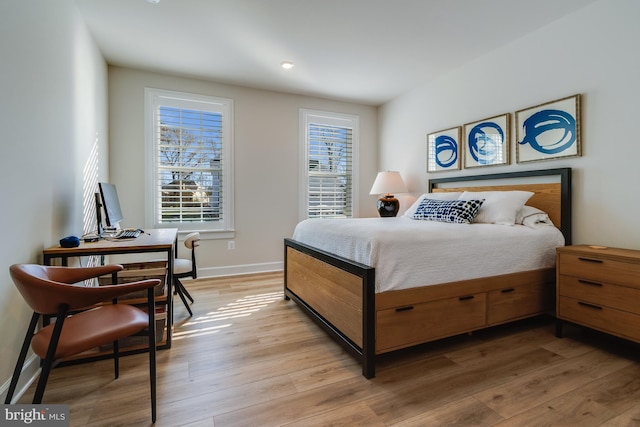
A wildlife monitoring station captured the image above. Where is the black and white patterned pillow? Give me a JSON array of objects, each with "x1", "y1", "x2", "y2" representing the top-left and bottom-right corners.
[{"x1": 412, "y1": 199, "x2": 484, "y2": 224}]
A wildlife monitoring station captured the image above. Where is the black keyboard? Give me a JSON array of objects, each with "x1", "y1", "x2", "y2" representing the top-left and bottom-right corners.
[{"x1": 114, "y1": 229, "x2": 141, "y2": 239}]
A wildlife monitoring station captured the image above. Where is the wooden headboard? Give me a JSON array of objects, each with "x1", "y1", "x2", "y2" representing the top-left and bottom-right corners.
[{"x1": 429, "y1": 168, "x2": 572, "y2": 245}]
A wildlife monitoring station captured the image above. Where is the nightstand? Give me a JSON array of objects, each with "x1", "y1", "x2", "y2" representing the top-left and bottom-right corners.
[{"x1": 556, "y1": 245, "x2": 640, "y2": 342}]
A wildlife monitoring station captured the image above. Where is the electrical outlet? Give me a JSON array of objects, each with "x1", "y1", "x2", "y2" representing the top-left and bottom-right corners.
[{"x1": 227, "y1": 240, "x2": 235, "y2": 250}]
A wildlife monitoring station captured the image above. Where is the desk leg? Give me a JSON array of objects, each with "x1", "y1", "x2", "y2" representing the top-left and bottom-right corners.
[
  {"x1": 43, "y1": 255, "x2": 68, "y2": 267},
  {"x1": 166, "y1": 246, "x2": 174, "y2": 348}
]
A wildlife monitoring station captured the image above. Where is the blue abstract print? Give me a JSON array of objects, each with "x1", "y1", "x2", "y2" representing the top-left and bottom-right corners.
[
  {"x1": 434, "y1": 134, "x2": 458, "y2": 168},
  {"x1": 518, "y1": 109, "x2": 576, "y2": 154},
  {"x1": 427, "y1": 127, "x2": 460, "y2": 172},
  {"x1": 468, "y1": 121, "x2": 504, "y2": 165}
]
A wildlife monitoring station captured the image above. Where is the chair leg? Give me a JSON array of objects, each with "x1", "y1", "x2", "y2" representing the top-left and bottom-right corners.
[
  {"x1": 179, "y1": 280, "x2": 194, "y2": 303},
  {"x1": 174, "y1": 279, "x2": 193, "y2": 317},
  {"x1": 113, "y1": 339, "x2": 120, "y2": 379},
  {"x1": 111, "y1": 297, "x2": 120, "y2": 379},
  {"x1": 4, "y1": 312, "x2": 40, "y2": 404},
  {"x1": 33, "y1": 305, "x2": 68, "y2": 404}
]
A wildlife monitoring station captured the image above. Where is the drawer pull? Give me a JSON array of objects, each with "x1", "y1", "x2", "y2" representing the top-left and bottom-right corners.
[
  {"x1": 578, "y1": 257, "x2": 603, "y2": 264},
  {"x1": 395, "y1": 306, "x2": 414, "y2": 312},
  {"x1": 459, "y1": 295, "x2": 474, "y2": 301},
  {"x1": 578, "y1": 279, "x2": 603, "y2": 287},
  {"x1": 578, "y1": 301, "x2": 603, "y2": 310},
  {"x1": 501, "y1": 288, "x2": 515, "y2": 293}
]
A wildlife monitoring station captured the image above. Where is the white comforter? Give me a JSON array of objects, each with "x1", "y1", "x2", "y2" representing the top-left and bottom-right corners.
[{"x1": 292, "y1": 217, "x2": 565, "y2": 293}]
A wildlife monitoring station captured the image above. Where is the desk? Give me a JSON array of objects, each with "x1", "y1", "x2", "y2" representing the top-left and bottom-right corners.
[{"x1": 43, "y1": 228, "x2": 178, "y2": 351}]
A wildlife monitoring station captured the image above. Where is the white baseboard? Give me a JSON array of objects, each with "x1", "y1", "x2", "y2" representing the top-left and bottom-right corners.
[
  {"x1": 197, "y1": 261, "x2": 283, "y2": 278},
  {"x1": 1, "y1": 353, "x2": 41, "y2": 404}
]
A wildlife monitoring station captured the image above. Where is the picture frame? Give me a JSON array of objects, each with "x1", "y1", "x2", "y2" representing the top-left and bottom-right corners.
[
  {"x1": 427, "y1": 126, "x2": 461, "y2": 172},
  {"x1": 463, "y1": 113, "x2": 510, "y2": 168},
  {"x1": 516, "y1": 94, "x2": 581, "y2": 163}
]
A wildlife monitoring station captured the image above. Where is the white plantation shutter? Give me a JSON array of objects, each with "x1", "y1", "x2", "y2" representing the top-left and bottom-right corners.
[
  {"x1": 300, "y1": 110, "x2": 359, "y2": 219},
  {"x1": 157, "y1": 106, "x2": 222, "y2": 223},
  {"x1": 146, "y1": 89, "x2": 234, "y2": 234}
]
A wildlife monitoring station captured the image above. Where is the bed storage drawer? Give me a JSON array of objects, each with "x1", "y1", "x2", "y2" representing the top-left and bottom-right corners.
[
  {"x1": 376, "y1": 293, "x2": 486, "y2": 353},
  {"x1": 487, "y1": 281, "x2": 553, "y2": 325}
]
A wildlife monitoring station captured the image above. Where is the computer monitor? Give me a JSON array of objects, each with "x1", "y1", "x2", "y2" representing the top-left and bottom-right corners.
[
  {"x1": 98, "y1": 182, "x2": 124, "y2": 228},
  {"x1": 94, "y1": 192, "x2": 104, "y2": 237}
]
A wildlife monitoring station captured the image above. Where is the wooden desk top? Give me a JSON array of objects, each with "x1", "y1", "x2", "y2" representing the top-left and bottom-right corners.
[{"x1": 43, "y1": 228, "x2": 178, "y2": 258}]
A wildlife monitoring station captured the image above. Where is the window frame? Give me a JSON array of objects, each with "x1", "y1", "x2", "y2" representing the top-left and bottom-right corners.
[
  {"x1": 145, "y1": 88, "x2": 234, "y2": 238},
  {"x1": 299, "y1": 109, "x2": 359, "y2": 221}
]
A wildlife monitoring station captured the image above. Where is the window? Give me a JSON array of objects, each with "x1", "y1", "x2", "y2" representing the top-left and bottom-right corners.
[
  {"x1": 300, "y1": 109, "x2": 359, "y2": 220},
  {"x1": 145, "y1": 88, "x2": 234, "y2": 236}
]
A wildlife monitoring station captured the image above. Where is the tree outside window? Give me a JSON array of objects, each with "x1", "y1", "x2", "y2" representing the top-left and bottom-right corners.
[
  {"x1": 158, "y1": 107, "x2": 221, "y2": 223},
  {"x1": 145, "y1": 88, "x2": 233, "y2": 234},
  {"x1": 300, "y1": 109, "x2": 359, "y2": 220}
]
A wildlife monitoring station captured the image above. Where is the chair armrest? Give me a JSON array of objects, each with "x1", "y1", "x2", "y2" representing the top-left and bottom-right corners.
[
  {"x1": 48, "y1": 279, "x2": 161, "y2": 313},
  {"x1": 23, "y1": 279, "x2": 160, "y2": 315},
  {"x1": 10, "y1": 264, "x2": 161, "y2": 315},
  {"x1": 46, "y1": 264, "x2": 124, "y2": 284}
]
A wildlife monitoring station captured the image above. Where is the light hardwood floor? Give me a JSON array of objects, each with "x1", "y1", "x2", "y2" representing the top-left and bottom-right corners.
[{"x1": 16, "y1": 272, "x2": 640, "y2": 426}]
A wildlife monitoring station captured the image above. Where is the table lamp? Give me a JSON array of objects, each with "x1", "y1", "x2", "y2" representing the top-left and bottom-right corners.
[{"x1": 369, "y1": 171, "x2": 408, "y2": 217}]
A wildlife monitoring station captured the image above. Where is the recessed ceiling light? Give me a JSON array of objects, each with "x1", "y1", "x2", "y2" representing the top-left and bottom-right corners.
[
  {"x1": 147, "y1": 0, "x2": 160, "y2": 4},
  {"x1": 281, "y1": 61, "x2": 294, "y2": 70}
]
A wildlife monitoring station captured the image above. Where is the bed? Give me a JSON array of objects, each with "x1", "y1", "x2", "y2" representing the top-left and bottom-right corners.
[{"x1": 284, "y1": 168, "x2": 572, "y2": 378}]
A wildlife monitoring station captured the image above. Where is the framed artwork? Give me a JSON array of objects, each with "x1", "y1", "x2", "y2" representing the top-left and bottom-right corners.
[
  {"x1": 516, "y1": 94, "x2": 581, "y2": 163},
  {"x1": 427, "y1": 126, "x2": 461, "y2": 172},
  {"x1": 463, "y1": 113, "x2": 510, "y2": 168}
]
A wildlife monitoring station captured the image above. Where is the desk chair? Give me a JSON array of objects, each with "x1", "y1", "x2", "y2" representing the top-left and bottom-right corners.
[
  {"x1": 5, "y1": 264, "x2": 160, "y2": 423},
  {"x1": 172, "y1": 232, "x2": 200, "y2": 317}
]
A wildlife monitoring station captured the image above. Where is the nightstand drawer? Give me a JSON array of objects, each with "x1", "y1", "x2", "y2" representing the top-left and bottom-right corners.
[
  {"x1": 558, "y1": 296, "x2": 640, "y2": 343},
  {"x1": 558, "y1": 253, "x2": 640, "y2": 288},
  {"x1": 558, "y1": 275, "x2": 640, "y2": 315}
]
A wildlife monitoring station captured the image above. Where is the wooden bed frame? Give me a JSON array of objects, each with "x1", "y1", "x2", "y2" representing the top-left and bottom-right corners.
[{"x1": 284, "y1": 168, "x2": 572, "y2": 378}]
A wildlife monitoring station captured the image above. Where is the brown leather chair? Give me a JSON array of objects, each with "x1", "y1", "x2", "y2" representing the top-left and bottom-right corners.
[{"x1": 5, "y1": 264, "x2": 161, "y2": 422}]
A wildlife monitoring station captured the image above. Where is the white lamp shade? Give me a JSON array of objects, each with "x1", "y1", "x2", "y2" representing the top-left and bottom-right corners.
[{"x1": 369, "y1": 171, "x2": 408, "y2": 195}]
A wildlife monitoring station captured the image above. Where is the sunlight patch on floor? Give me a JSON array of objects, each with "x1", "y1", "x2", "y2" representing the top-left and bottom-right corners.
[{"x1": 172, "y1": 291, "x2": 283, "y2": 340}]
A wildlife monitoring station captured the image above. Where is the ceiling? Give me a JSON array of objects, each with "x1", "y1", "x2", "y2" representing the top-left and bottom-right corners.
[{"x1": 76, "y1": 0, "x2": 598, "y2": 106}]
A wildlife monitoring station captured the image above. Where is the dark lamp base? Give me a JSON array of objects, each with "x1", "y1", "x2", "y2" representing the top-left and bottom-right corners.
[{"x1": 377, "y1": 195, "x2": 399, "y2": 217}]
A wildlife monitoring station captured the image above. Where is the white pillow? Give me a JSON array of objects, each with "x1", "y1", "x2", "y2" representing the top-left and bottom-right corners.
[
  {"x1": 403, "y1": 192, "x2": 462, "y2": 218},
  {"x1": 458, "y1": 191, "x2": 534, "y2": 225},
  {"x1": 516, "y1": 205, "x2": 555, "y2": 228},
  {"x1": 515, "y1": 205, "x2": 545, "y2": 224}
]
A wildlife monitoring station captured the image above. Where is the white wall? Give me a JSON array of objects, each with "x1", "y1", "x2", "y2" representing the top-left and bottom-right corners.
[
  {"x1": 0, "y1": 0, "x2": 108, "y2": 399},
  {"x1": 108, "y1": 67, "x2": 378, "y2": 276},
  {"x1": 379, "y1": 0, "x2": 640, "y2": 249}
]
